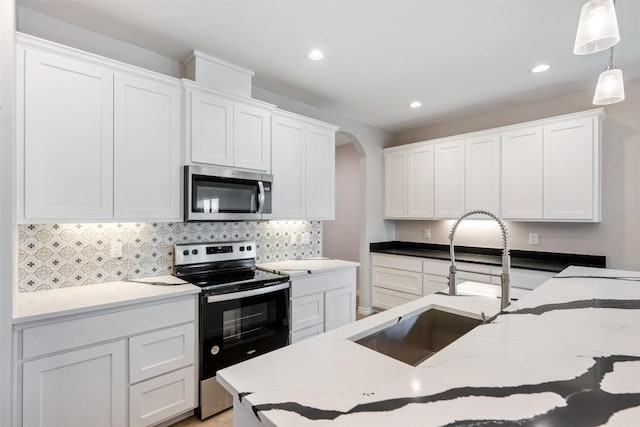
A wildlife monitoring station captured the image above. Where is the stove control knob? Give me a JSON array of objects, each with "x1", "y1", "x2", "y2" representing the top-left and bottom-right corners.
[
  {"x1": 247, "y1": 245, "x2": 252, "y2": 251},
  {"x1": 210, "y1": 345, "x2": 220, "y2": 356},
  {"x1": 182, "y1": 250, "x2": 189, "y2": 256},
  {"x1": 192, "y1": 249, "x2": 199, "y2": 255}
]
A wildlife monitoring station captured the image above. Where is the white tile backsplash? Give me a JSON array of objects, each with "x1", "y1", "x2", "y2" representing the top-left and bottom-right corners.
[{"x1": 18, "y1": 221, "x2": 322, "y2": 292}]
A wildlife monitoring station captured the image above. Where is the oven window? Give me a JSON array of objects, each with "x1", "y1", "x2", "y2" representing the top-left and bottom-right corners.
[
  {"x1": 192, "y1": 176, "x2": 258, "y2": 213},
  {"x1": 222, "y1": 300, "x2": 275, "y2": 346}
]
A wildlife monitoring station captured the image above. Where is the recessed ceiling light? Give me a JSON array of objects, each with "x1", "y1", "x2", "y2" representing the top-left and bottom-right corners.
[
  {"x1": 307, "y1": 49, "x2": 325, "y2": 61},
  {"x1": 409, "y1": 101, "x2": 422, "y2": 108},
  {"x1": 531, "y1": 64, "x2": 551, "y2": 73}
]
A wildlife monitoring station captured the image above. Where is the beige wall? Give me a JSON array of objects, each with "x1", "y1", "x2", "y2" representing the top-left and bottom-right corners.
[
  {"x1": 393, "y1": 78, "x2": 640, "y2": 270},
  {"x1": 323, "y1": 144, "x2": 361, "y2": 287}
]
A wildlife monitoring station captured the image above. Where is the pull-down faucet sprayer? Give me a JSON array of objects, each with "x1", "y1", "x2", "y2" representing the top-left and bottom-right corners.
[{"x1": 448, "y1": 210, "x2": 512, "y2": 310}]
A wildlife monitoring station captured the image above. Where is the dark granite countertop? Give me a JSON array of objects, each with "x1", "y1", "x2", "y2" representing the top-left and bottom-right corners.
[{"x1": 370, "y1": 241, "x2": 605, "y2": 273}]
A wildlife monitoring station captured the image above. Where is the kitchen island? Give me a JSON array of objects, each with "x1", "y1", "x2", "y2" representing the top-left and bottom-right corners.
[{"x1": 217, "y1": 266, "x2": 640, "y2": 426}]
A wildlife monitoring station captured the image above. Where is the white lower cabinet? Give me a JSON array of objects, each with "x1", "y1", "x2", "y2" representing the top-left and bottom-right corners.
[
  {"x1": 289, "y1": 268, "x2": 357, "y2": 343},
  {"x1": 371, "y1": 253, "x2": 423, "y2": 309},
  {"x1": 16, "y1": 296, "x2": 198, "y2": 427},
  {"x1": 22, "y1": 340, "x2": 127, "y2": 427}
]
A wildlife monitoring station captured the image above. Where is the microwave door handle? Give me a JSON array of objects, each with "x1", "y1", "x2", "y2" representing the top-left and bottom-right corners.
[{"x1": 257, "y1": 181, "x2": 265, "y2": 214}]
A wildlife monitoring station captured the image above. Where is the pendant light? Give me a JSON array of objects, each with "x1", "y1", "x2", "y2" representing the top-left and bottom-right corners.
[
  {"x1": 574, "y1": 0, "x2": 620, "y2": 55},
  {"x1": 593, "y1": 47, "x2": 625, "y2": 105}
]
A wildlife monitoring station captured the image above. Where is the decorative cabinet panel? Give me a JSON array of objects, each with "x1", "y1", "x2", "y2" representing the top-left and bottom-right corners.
[
  {"x1": 271, "y1": 110, "x2": 337, "y2": 220},
  {"x1": 383, "y1": 150, "x2": 408, "y2": 218},
  {"x1": 324, "y1": 286, "x2": 356, "y2": 331},
  {"x1": 543, "y1": 117, "x2": 599, "y2": 221},
  {"x1": 21, "y1": 47, "x2": 114, "y2": 220},
  {"x1": 185, "y1": 82, "x2": 274, "y2": 172},
  {"x1": 114, "y1": 73, "x2": 182, "y2": 220},
  {"x1": 434, "y1": 139, "x2": 465, "y2": 219},
  {"x1": 501, "y1": 126, "x2": 543, "y2": 220},
  {"x1": 465, "y1": 134, "x2": 500, "y2": 214}
]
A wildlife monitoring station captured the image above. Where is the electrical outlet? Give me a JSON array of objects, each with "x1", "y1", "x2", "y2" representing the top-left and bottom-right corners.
[
  {"x1": 302, "y1": 232, "x2": 311, "y2": 244},
  {"x1": 110, "y1": 241, "x2": 123, "y2": 258},
  {"x1": 423, "y1": 228, "x2": 431, "y2": 239},
  {"x1": 528, "y1": 233, "x2": 539, "y2": 245}
]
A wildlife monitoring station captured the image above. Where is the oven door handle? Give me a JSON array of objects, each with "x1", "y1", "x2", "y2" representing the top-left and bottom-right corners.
[
  {"x1": 257, "y1": 181, "x2": 266, "y2": 214},
  {"x1": 206, "y1": 282, "x2": 289, "y2": 303}
]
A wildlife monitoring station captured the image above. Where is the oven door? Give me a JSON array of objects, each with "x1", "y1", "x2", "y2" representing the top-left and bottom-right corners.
[
  {"x1": 198, "y1": 282, "x2": 289, "y2": 418},
  {"x1": 185, "y1": 165, "x2": 272, "y2": 221}
]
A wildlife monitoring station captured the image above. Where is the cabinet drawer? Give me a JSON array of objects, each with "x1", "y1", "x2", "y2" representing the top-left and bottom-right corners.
[
  {"x1": 371, "y1": 286, "x2": 421, "y2": 310},
  {"x1": 22, "y1": 297, "x2": 196, "y2": 360},
  {"x1": 290, "y1": 323, "x2": 324, "y2": 344},
  {"x1": 372, "y1": 266, "x2": 422, "y2": 295},
  {"x1": 290, "y1": 268, "x2": 355, "y2": 298},
  {"x1": 371, "y1": 253, "x2": 422, "y2": 272},
  {"x1": 457, "y1": 262, "x2": 493, "y2": 285},
  {"x1": 491, "y1": 268, "x2": 555, "y2": 290},
  {"x1": 129, "y1": 365, "x2": 195, "y2": 427},
  {"x1": 129, "y1": 323, "x2": 195, "y2": 384},
  {"x1": 424, "y1": 274, "x2": 448, "y2": 296},
  {"x1": 291, "y1": 293, "x2": 324, "y2": 332},
  {"x1": 423, "y1": 259, "x2": 450, "y2": 276}
]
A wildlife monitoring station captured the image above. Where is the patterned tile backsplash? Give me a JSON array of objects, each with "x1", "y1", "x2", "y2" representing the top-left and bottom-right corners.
[{"x1": 18, "y1": 221, "x2": 322, "y2": 292}]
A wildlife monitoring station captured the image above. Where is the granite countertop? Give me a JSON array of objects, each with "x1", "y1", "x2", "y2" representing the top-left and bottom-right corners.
[
  {"x1": 217, "y1": 266, "x2": 640, "y2": 426},
  {"x1": 371, "y1": 241, "x2": 606, "y2": 272},
  {"x1": 13, "y1": 275, "x2": 201, "y2": 324},
  {"x1": 257, "y1": 258, "x2": 360, "y2": 277}
]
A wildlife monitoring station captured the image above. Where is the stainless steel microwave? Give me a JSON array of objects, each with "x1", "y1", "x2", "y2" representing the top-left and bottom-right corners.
[{"x1": 184, "y1": 165, "x2": 272, "y2": 221}]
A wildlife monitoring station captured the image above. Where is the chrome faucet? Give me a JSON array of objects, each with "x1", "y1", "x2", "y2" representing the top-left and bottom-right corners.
[{"x1": 448, "y1": 210, "x2": 512, "y2": 310}]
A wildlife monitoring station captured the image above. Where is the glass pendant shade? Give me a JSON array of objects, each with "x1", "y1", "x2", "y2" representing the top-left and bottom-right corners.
[
  {"x1": 574, "y1": 0, "x2": 620, "y2": 55},
  {"x1": 593, "y1": 68, "x2": 625, "y2": 105}
]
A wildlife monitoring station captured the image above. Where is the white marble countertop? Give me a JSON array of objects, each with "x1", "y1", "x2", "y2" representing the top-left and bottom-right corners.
[
  {"x1": 217, "y1": 266, "x2": 640, "y2": 426},
  {"x1": 13, "y1": 275, "x2": 201, "y2": 324},
  {"x1": 257, "y1": 258, "x2": 360, "y2": 277}
]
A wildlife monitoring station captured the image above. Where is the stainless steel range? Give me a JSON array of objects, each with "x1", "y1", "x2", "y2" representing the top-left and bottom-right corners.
[{"x1": 174, "y1": 241, "x2": 290, "y2": 419}]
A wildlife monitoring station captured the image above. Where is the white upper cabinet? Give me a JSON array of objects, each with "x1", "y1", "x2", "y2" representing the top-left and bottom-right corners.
[
  {"x1": 305, "y1": 124, "x2": 335, "y2": 219},
  {"x1": 189, "y1": 90, "x2": 234, "y2": 166},
  {"x1": 185, "y1": 81, "x2": 274, "y2": 172},
  {"x1": 271, "y1": 115, "x2": 306, "y2": 218},
  {"x1": 384, "y1": 150, "x2": 408, "y2": 218},
  {"x1": 408, "y1": 145, "x2": 434, "y2": 218},
  {"x1": 18, "y1": 35, "x2": 184, "y2": 222},
  {"x1": 383, "y1": 109, "x2": 602, "y2": 222},
  {"x1": 501, "y1": 126, "x2": 543, "y2": 220},
  {"x1": 543, "y1": 117, "x2": 598, "y2": 221},
  {"x1": 234, "y1": 102, "x2": 271, "y2": 171},
  {"x1": 434, "y1": 139, "x2": 465, "y2": 219},
  {"x1": 465, "y1": 134, "x2": 500, "y2": 214},
  {"x1": 21, "y1": 47, "x2": 114, "y2": 220},
  {"x1": 113, "y1": 73, "x2": 182, "y2": 220},
  {"x1": 271, "y1": 110, "x2": 337, "y2": 220}
]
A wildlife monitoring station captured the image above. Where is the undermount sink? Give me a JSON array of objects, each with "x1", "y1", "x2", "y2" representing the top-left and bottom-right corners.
[{"x1": 353, "y1": 309, "x2": 482, "y2": 366}]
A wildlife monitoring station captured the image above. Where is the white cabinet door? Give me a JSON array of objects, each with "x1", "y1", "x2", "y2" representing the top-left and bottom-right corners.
[
  {"x1": 434, "y1": 139, "x2": 465, "y2": 218},
  {"x1": 407, "y1": 145, "x2": 434, "y2": 218},
  {"x1": 190, "y1": 90, "x2": 234, "y2": 166},
  {"x1": 23, "y1": 48, "x2": 114, "y2": 220},
  {"x1": 234, "y1": 102, "x2": 271, "y2": 171},
  {"x1": 384, "y1": 150, "x2": 408, "y2": 218},
  {"x1": 22, "y1": 340, "x2": 127, "y2": 427},
  {"x1": 305, "y1": 124, "x2": 335, "y2": 219},
  {"x1": 543, "y1": 118, "x2": 596, "y2": 220},
  {"x1": 324, "y1": 286, "x2": 356, "y2": 331},
  {"x1": 271, "y1": 114, "x2": 306, "y2": 218},
  {"x1": 465, "y1": 134, "x2": 500, "y2": 214},
  {"x1": 114, "y1": 73, "x2": 182, "y2": 220},
  {"x1": 291, "y1": 292, "x2": 324, "y2": 332},
  {"x1": 501, "y1": 126, "x2": 543, "y2": 219}
]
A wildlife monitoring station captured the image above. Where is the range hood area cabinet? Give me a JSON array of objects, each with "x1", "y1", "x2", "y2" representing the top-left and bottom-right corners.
[
  {"x1": 383, "y1": 108, "x2": 603, "y2": 222},
  {"x1": 183, "y1": 80, "x2": 275, "y2": 172},
  {"x1": 17, "y1": 34, "x2": 182, "y2": 223},
  {"x1": 270, "y1": 110, "x2": 338, "y2": 220}
]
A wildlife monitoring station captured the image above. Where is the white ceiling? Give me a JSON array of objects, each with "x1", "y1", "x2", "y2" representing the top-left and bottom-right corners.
[{"x1": 17, "y1": 0, "x2": 640, "y2": 132}]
